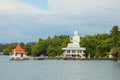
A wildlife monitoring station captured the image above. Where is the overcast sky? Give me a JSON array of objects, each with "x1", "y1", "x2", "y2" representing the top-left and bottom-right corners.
[{"x1": 0, "y1": 0, "x2": 120, "y2": 43}]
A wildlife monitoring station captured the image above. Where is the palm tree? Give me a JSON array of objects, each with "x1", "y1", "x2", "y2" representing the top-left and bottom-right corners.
[
  {"x1": 110, "y1": 25, "x2": 120, "y2": 59},
  {"x1": 111, "y1": 26, "x2": 119, "y2": 45}
]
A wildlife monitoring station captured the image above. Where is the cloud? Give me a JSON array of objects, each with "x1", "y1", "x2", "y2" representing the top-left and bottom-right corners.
[
  {"x1": 48, "y1": 0, "x2": 120, "y2": 15},
  {"x1": 0, "y1": 0, "x2": 120, "y2": 15},
  {"x1": 0, "y1": 0, "x2": 120, "y2": 43},
  {"x1": 0, "y1": 0, "x2": 47, "y2": 14}
]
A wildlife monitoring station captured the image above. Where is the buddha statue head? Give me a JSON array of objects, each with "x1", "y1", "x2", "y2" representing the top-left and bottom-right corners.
[{"x1": 74, "y1": 31, "x2": 78, "y2": 36}]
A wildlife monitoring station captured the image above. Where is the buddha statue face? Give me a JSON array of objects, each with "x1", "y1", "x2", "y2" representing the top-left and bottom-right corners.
[{"x1": 74, "y1": 31, "x2": 78, "y2": 36}]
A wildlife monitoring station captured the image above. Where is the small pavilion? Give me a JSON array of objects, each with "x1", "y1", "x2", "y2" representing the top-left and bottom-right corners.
[
  {"x1": 9, "y1": 45, "x2": 28, "y2": 60},
  {"x1": 62, "y1": 31, "x2": 86, "y2": 58}
]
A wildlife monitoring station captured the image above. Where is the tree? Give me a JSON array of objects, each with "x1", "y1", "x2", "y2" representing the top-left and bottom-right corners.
[
  {"x1": 110, "y1": 26, "x2": 120, "y2": 47},
  {"x1": 0, "y1": 43, "x2": 9, "y2": 52},
  {"x1": 31, "y1": 35, "x2": 70, "y2": 57},
  {"x1": 31, "y1": 38, "x2": 49, "y2": 56},
  {"x1": 47, "y1": 47, "x2": 62, "y2": 57},
  {"x1": 25, "y1": 42, "x2": 37, "y2": 55},
  {"x1": 110, "y1": 25, "x2": 120, "y2": 59},
  {"x1": 81, "y1": 34, "x2": 111, "y2": 58},
  {"x1": 3, "y1": 43, "x2": 18, "y2": 55}
]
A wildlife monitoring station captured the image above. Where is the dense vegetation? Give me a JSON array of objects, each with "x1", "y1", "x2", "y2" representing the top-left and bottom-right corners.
[
  {"x1": 31, "y1": 35, "x2": 70, "y2": 57},
  {"x1": 0, "y1": 26, "x2": 120, "y2": 60},
  {"x1": 1, "y1": 42, "x2": 37, "y2": 55}
]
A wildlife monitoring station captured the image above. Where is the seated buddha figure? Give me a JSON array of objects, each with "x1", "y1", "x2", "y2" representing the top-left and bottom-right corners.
[{"x1": 68, "y1": 31, "x2": 80, "y2": 48}]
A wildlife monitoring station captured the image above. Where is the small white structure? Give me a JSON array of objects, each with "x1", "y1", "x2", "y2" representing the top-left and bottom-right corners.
[
  {"x1": 62, "y1": 31, "x2": 86, "y2": 58},
  {"x1": 108, "y1": 49, "x2": 113, "y2": 59},
  {"x1": 109, "y1": 54, "x2": 113, "y2": 59},
  {"x1": 9, "y1": 45, "x2": 29, "y2": 60},
  {"x1": 88, "y1": 53, "x2": 91, "y2": 59}
]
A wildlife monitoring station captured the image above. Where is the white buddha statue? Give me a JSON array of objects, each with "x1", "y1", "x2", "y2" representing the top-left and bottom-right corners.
[{"x1": 68, "y1": 31, "x2": 80, "y2": 48}]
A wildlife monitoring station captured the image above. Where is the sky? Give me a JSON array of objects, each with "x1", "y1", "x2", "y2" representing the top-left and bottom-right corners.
[{"x1": 0, "y1": 0, "x2": 120, "y2": 43}]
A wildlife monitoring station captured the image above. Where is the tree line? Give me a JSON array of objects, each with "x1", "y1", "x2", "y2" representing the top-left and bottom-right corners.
[{"x1": 0, "y1": 26, "x2": 120, "y2": 59}]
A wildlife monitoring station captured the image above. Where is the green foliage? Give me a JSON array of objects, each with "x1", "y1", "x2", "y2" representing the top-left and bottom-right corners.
[
  {"x1": 110, "y1": 26, "x2": 120, "y2": 59},
  {"x1": 47, "y1": 47, "x2": 62, "y2": 57},
  {"x1": 110, "y1": 26, "x2": 120, "y2": 45},
  {"x1": 3, "y1": 43, "x2": 18, "y2": 55},
  {"x1": 31, "y1": 39, "x2": 49, "y2": 57},
  {"x1": 0, "y1": 43, "x2": 9, "y2": 52},
  {"x1": 81, "y1": 34, "x2": 112, "y2": 58},
  {"x1": 31, "y1": 35, "x2": 69, "y2": 57},
  {"x1": 25, "y1": 42, "x2": 37, "y2": 55},
  {"x1": 46, "y1": 35, "x2": 69, "y2": 57},
  {"x1": 2, "y1": 25, "x2": 120, "y2": 60},
  {"x1": 31, "y1": 44, "x2": 40, "y2": 57},
  {"x1": 2, "y1": 42, "x2": 36, "y2": 55}
]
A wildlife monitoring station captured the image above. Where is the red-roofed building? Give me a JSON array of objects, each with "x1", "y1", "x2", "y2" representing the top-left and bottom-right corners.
[{"x1": 10, "y1": 45, "x2": 29, "y2": 60}]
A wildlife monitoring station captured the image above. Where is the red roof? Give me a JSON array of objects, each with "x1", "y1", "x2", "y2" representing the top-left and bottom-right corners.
[
  {"x1": 14, "y1": 45, "x2": 24, "y2": 51},
  {"x1": 10, "y1": 45, "x2": 27, "y2": 54},
  {"x1": 108, "y1": 49, "x2": 113, "y2": 54}
]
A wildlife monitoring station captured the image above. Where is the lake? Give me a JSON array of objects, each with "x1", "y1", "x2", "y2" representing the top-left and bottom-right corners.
[{"x1": 0, "y1": 55, "x2": 120, "y2": 80}]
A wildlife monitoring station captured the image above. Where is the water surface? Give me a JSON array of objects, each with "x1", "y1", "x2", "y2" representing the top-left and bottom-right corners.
[{"x1": 0, "y1": 55, "x2": 120, "y2": 80}]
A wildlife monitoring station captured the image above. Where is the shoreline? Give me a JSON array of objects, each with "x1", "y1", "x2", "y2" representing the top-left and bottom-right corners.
[
  {"x1": 0, "y1": 55, "x2": 116, "y2": 61},
  {"x1": 33, "y1": 57, "x2": 116, "y2": 61}
]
